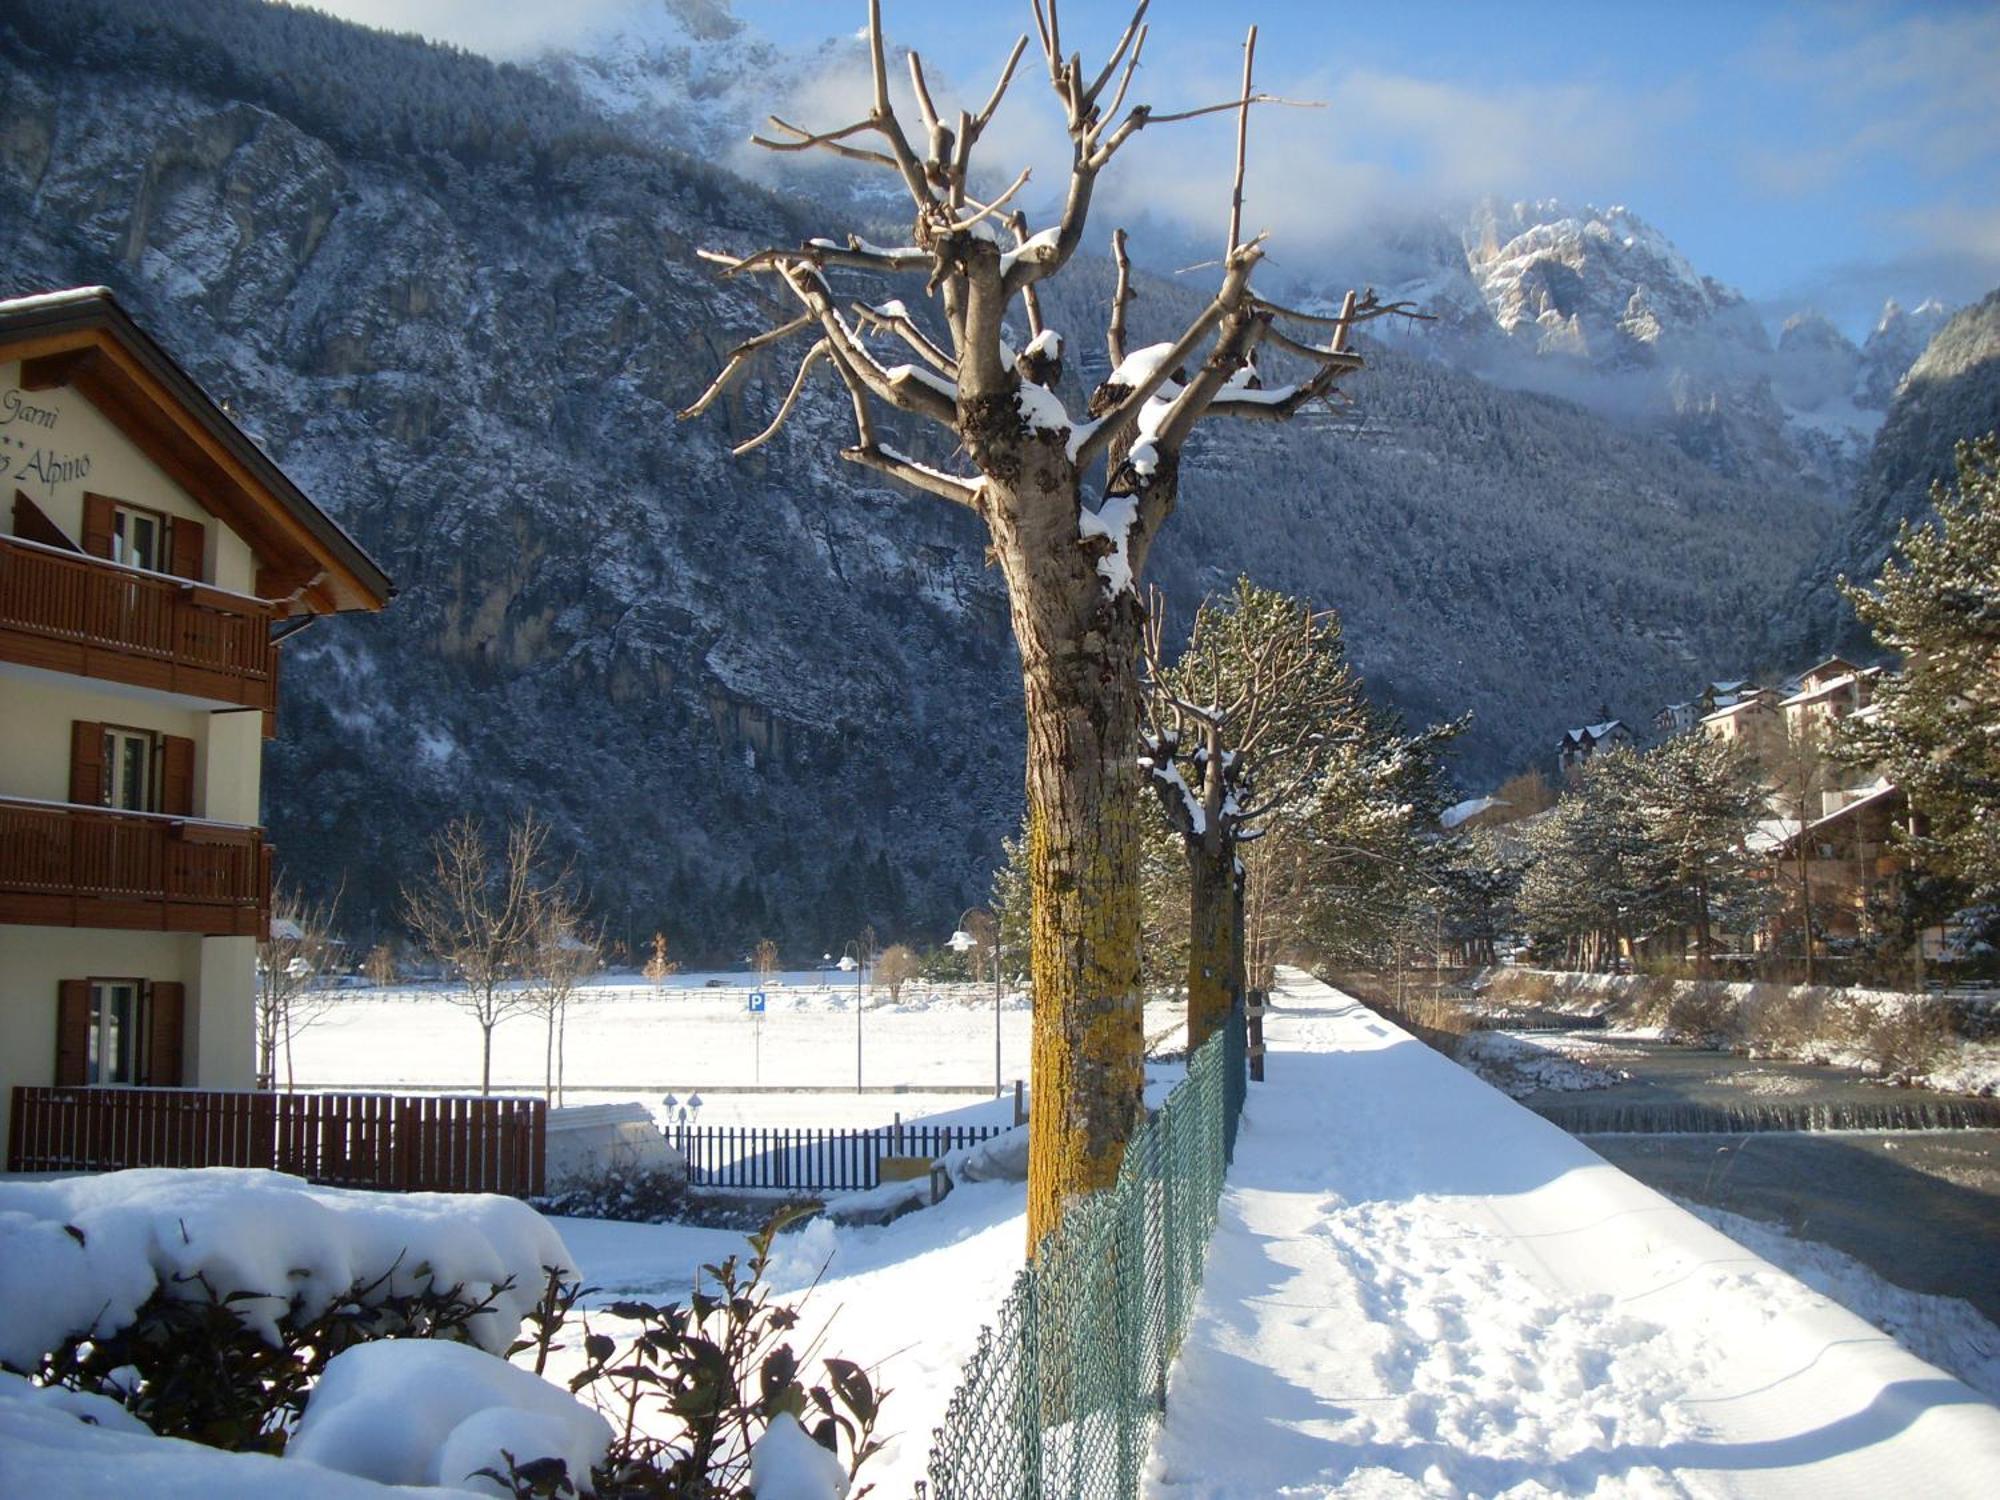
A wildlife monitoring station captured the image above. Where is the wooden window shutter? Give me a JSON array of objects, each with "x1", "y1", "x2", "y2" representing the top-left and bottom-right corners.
[
  {"x1": 147, "y1": 982, "x2": 186, "y2": 1087},
  {"x1": 70, "y1": 721, "x2": 107, "y2": 805},
  {"x1": 168, "y1": 516, "x2": 206, "y2": 581},
  {"x1": 160, "y1": 735, "x2": 197, "y2": 817},
  {"x1": 13, "y1": 491, "x2": 79, "y2": 551},
  {"x1": 55, "y1": 981, "x2": 90, "y2": 1086},
  {"x1": 81, "y1": 493, "x2": 116, "y2": 559}
]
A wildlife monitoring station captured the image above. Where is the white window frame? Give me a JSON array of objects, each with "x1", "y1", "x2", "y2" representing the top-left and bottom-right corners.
[
  {"x1": 88, "y1": 979, "x2": 141, "y2": 1086},
  {"x1": 102, "y1": 725, "x2": 158, "y2": 813},
  {"x1": 111, "y1": 501, "x2": 166, "y2": 573}
]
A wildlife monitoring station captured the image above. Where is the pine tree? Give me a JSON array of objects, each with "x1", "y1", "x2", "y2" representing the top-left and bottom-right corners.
[
  {"x1": 1841, "y1": 434, "x2": 2000, "y2": 921},
  {"x1": 1632, "y1": 732, "x2": 1766, "y2": 973}
]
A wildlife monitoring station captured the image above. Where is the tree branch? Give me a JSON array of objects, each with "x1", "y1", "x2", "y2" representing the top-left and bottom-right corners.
[
  {"x1": 841, "y1": 442, "x2": 982, "y2": 507},
  {"x1": 752, "y1": 115, "x2": 898, "y2": 169},
  {"x1": 732, "y1": 338, "x2": 830, "y2": 456},
  {"x1": 851, "y1": 299, "x2": 958, "y2": 376},
  {"x1": 1106, "y1": 228, "x2": 1134, "y2": 372},
  {"x1": 678, "y1": 313, "x2": 815, "y2": 421}
]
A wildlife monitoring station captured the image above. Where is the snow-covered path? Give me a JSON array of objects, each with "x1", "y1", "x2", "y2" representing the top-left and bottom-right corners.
[{"x1": 1146, "y1": 970, "x2": 2000, "y2": 1498}]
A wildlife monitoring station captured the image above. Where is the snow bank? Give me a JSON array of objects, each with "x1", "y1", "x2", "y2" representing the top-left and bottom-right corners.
[
  {"x1": 286, "y1": 1340, "x2": 612, "y2": 1496},
  {"x1": 1679, "y1": 1202, "x2": 2000, "y2": 1404},
  {"x1": 749, "y1": 1411, "x2": 848, "y2": 1499},
  {"x1": 0, "y1": 1371, "x2": 419, "y2": 1498},
  {"x1": 0, "y1": 1169, "x2": 576, "y2": 1368}
]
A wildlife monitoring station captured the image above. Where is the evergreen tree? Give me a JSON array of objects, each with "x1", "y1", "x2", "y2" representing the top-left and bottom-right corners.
[
  {"x1": 1841, "y1": 435, "x2": 2000, "y2": 923},
  {"x1": 1632, "y1": 732, "x2": 1766, "y2": 972}
]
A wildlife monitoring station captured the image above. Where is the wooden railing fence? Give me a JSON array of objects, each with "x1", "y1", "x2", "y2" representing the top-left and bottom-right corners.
[
  {"x1": 672, "y1": 1121, "x2": 1003, "y2": 1192},
  {"x1": 8, "y1": 1087, "x2": 546, "y2": 1197},
  {"x1": 0, "y1": 534, "x2": 277, "y2": 708},
  {"x1": 0, "y1": 797, "x2": 267, "y2": 935}
]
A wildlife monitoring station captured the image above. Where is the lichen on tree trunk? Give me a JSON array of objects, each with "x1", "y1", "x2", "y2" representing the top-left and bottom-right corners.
[
  {"x1": 1186, "y1": 841, "x2": 1235, "y2": 1051},
  {"x1": 997, "y1": 480, "x2": 1151, "y2": 1250}
]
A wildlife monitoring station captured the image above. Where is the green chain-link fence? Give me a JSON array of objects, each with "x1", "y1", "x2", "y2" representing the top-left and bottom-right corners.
[{"x1": 918, "y1": 999, "x2": 1249, "y2": 1499}]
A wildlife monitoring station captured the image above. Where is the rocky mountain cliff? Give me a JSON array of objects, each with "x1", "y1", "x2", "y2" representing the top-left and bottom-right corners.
[
  {"x1": 1780, "y1": 289, "x2": 2000, "y2": 661},
  {"x1": 0, "y1": 0, "x2": 1846, "y2": 956}
]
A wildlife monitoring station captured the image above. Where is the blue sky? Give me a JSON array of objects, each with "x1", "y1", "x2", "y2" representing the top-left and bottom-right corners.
[{"x1": 309, "y1": 1, "x2": 1999, "y2": 335}]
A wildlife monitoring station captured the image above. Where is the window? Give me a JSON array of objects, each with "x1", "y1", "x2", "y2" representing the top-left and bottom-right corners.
[
  {"x1": 55, "y1": 979, "x2": 183, "y2": 1087},
  {"x1": 102, "y1": 726, "x2": 157, "y2": 812},
  {"x1": 88, "y1": 980, "x2": 140, "y2": 1084},
  {"x1": 111, "y1": 502, "x2": 165, "y2": 572}
]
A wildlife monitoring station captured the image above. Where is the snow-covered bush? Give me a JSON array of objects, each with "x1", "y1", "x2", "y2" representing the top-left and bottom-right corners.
[
  {"x1": 532, "y1": 1163, "x2": 687, "y2": 1225},
  {"x1": 0, "y1": 1169, "x2": 574, "y2": 1451},
  {"x1": 285, "y1": 1340, "x2": 612, "y2": 1495}
]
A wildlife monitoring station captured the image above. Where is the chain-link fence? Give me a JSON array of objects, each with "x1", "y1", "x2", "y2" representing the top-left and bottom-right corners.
[{"x1": 918, "y1": 1000, "x2": 1249, "y2": 1499}]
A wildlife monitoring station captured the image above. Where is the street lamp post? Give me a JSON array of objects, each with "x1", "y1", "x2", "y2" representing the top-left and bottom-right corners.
[{"x1": 839, "y1": 944, "x2": 863, "y2": 1090}]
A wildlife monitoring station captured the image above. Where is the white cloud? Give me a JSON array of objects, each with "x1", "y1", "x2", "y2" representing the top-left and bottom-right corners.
[{"x1": 1743, "y1": 6, "x2": 2000, "y2": 193}]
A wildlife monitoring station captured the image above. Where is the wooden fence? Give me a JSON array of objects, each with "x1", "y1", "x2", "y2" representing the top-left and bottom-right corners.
[
  {"x1": 8, "y1": 1087, "x2": 545, "y2": 1196},
  {"x1": 672, "y1": 1121, "x2": 1004, "y2": 1192}
]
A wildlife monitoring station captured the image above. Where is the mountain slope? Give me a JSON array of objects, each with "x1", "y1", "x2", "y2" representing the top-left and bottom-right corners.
[
  {"x1": 0, "y1": 0, "x2": 1836, "y2": 955},
  {"x1": 1781, "y1": 289, "x2": 2000, "y2": 660}
]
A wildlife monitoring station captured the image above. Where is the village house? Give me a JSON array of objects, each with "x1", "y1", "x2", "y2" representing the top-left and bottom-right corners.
[
  {"x1": 1698, "y1": 687, "x2": 1784, "y2": 761},
  {"x1": 0, "y1": 287, "x2": 391, "y2": 1165},
  {"x1": 1651, "y1": 677, "x2": 1758, "y2": 737},
  {"x1": 1556, "y1": 718, "x2": 1633, "y2": 777}
]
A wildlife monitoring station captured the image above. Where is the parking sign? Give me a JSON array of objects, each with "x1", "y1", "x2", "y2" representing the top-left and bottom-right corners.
[{"x1": 748, "y1": 990, "x2": 766, "y2": 1013}]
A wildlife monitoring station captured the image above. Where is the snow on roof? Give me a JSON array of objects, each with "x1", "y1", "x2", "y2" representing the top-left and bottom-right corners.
[
  {"x1": 1779, "y1": 673, "x2": 1857, "y2": 708},
  {"x1": 0, "y1": 285, "x2": 115, "y2": 315},
  {"x1": 1560, "y1": 720, "x2": 1628, "y2": 745},
  {"x1": 1709, "y1": 679, "x2": 1750, "y2": 694},
  {"x1": 1747, "y1": 817, "x2": 1801, "y2": 855},
  {"x1": 1699, "y1": 696, "x2": 1771, "y2": 723},
  {"x1": 1806, "y1": 778, "x2": 1902, "y2": 833},
  {"x1": 1798, "y1": 655, "x2": 1859, "y2": 681},
  {"x1": 1441, "y1": 796, "x2": 1507, "y2": 829}
]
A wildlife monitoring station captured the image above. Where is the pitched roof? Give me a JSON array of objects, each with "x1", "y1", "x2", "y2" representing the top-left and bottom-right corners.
[{"x1": 0, "y1": 286, "x2": 392, "y2": 614}]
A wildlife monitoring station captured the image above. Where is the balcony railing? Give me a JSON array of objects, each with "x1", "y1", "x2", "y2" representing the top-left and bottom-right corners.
[
  {"x1": 0, "y1": 796, "x2": 269, "y2": 937},
  {"x1": 0, "y1": 533, "x2": 278, "y2": 709}
]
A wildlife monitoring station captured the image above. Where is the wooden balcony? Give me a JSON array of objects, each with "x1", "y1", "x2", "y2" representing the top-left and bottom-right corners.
[
  {"x1": 0, "y1": 796, "x2": 269, "y2": 937},
  {"x1": 0, "y1": 532, "x2": 278, "y2": 710}
]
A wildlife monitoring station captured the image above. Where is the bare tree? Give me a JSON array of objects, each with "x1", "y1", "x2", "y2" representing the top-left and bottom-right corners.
[
  {"x1": 402, "y1": 814, "x2": 548, "y2": 1095},
  {"x1": 643, "y1": 931, "x2": 678, "y2": 988},
  {"x1": 875, "y1": 943, "x2": 921, "y2": 1004},
  {"x1": 523, "y1": 888, "x2": 600, "y2": 1105},
  {"x1": 684, "y1": 2, "x2": 1410, "y2": 1244},
  {"x1": 363, "y1": 940, "x2": 398, "y2": 989},
  {"x1": 753, "y1": 936, "x2": 781, "y2": 984},
  {"x1": 257, "y1": 883, "x2": 342, "y2": 1091},
  {"x1": 1141, "y1": 580, "x2": 1363, "y2": 1046}
]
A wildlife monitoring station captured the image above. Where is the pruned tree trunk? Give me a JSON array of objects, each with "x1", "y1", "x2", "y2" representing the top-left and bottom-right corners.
[
  {"x1": 1186, "y1": 839, "x2": 1236, "y2": 1050},
  {"x1": 994, "y1": 478, "x2": 1151, "y2": 1245}
]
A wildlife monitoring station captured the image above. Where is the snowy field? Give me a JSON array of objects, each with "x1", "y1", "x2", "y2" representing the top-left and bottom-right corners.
[
  {"x1": 1147, "y1": 970, "x2": 2000, "y2": 1497},
  {"x1": 289, "y1": 970, "x2": 1189, "y2": 1130}
]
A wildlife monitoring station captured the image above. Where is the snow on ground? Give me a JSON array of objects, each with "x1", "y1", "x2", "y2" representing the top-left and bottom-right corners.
[
  {"x1": 544, "y1": 1171, "x2": 1031, "y2": 1497},
  {"x1": 291, "y1": 975, "x2": 1184, "y2": 1133},
  {"x1": 1457, "y1": 1030, "x2": 1634, "y2": 1099},
  {"x1": 1146, "y1": 969, "x2": 2000, "y2": 1498},
  {"x1": 1673, "y1": 1202, "x2": 2000, "y2": 1405},
  {"x1": 299, "y1": 974, "x2": 1015, "y2": 1099}
]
